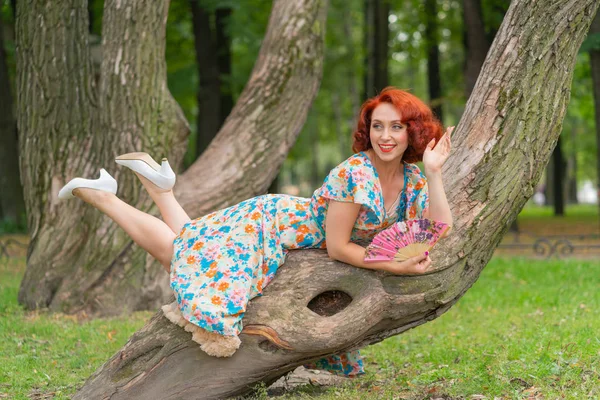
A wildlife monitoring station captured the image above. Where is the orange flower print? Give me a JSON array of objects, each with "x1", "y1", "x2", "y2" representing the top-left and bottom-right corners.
[
  {"x1": 295, "y1": 203, "x2": 305, "y2": 211},
  {"x1": 278, "y1": 224, "x2": 286, "y2": 231},
  {"x1": 415, "y1": 180, "x2": 425, "y2": 190},
  {"x1": 245, "y1": 224, "x2": 255, "y2": 234},
  {"x1": 256, "y1": 278, "x2": 264, "y2": 292},
  {"x1": 192, "y1": 303, "x2": 197, "y2": 311},
  {"x1": 186, "y1": 255, "x2": 197, "y2": 265},
  {"x1": 218, "y1": 282, "x2": 229, "y2": 291},
  {"x1": 192, "y1": 241, "x2": 204, "y2": 251},
  {"x1": 409, "y1": 205, "x2": 417, "y2": 219},
  {"x1": 251, "y1": 212, "x2": 261, "y2": 220},
  {"x1": 206, "y1": 269, "x2": 217, "y2": 278},
  {"x1": 211, "y1": 295, "x2": 222, "y2": 305},
  {"x1": 298, "y1": 225, "x2": 309, "y2": 234},
  {"x1": 349, "y1": 158, "x2": 361, "y2": 166},
  {"x1": 296, "y1": 234, "x2": 305, "y2": 243},
  {"x1": 338, "y1": 168, "x2": 347, "y2": 178}
]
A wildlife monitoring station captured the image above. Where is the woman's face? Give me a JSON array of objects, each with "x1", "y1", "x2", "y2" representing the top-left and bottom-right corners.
[{"x1": 369, "y1": 103, "x2": 408, "y2": 162}]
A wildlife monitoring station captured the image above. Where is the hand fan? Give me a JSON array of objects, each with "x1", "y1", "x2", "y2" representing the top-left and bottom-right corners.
[{"x1": 364, "y1": 219, "x2": 449, "y2": 262}]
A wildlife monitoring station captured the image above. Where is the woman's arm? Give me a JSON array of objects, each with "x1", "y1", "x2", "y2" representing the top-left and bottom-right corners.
[
  {"x1": 423, "y1": 126, "x2": 454, "y2": 236},
  {"x1": 423, "y1": 170, "x2": 453, "y2": 232},
  {"x1": 325, "y1": 200, "x2": 432, "y2": 274}
]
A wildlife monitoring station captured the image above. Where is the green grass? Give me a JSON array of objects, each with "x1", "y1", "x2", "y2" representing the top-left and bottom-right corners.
[
  {"x1": 1, "y1": 256, "x2": 599, "y2": 399},
  {"x1": 0, "y1": 258, "x2": 153, "y2": 399},
  {"x1": 276, "y1": 257, "x2": 600, "y2": 399}
]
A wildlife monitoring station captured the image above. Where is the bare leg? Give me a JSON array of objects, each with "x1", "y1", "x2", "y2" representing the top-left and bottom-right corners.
[
  {"x1": 134, "y1": 173, "x2": 191, "y2": 235},
  {"x1": 73, "y1": 188, "x2": 176, "y2": 272}
]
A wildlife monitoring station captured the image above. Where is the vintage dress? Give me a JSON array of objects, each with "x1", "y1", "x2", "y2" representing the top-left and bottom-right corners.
[{"x1": 170, "y1": 151, "x2": 430, "y2": 376}]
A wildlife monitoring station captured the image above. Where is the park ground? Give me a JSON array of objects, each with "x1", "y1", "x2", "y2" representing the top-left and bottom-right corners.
[{"x1": 0, "y1": 205, "x2": 599, "y2": 399}]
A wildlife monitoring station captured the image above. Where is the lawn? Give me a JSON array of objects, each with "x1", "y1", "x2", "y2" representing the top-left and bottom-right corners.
[{"x1": 1, "y1": 255, "x2": 598, "y2": 399}]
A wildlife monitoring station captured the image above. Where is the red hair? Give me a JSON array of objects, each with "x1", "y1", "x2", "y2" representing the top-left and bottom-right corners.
[{"x1": 352, "y1": 87, "x2": 443, "y2": 163}]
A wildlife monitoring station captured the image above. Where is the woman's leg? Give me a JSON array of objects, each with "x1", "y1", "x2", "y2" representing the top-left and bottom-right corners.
[
  {"x1": 73, "y1": 188, "x2": 176, "y2": 271},
  {"x1": 134, "y1": 173, "x2": 191, "y2": 235}
]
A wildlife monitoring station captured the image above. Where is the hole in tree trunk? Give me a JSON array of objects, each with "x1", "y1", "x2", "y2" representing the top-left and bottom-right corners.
[{"x1": 307, "y1": 290, "x2": 352, "y2": 316}]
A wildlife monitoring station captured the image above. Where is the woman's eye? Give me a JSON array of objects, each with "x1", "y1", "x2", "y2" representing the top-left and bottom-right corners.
[
  {"x1": 393, "y1": 125, "x2": 402, "y2": 130},
  {"x1": 373, "y1": 124, "x2": 382, "y2": 129}
]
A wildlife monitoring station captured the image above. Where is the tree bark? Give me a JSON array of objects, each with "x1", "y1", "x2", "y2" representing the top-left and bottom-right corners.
[
  {"x1": 16, "y1": 0, "x2": 189, "y2": 314},
  {"x1": 463, "y1": 0, "x2": 490, "y2": 98},
  {"x1": 74, "y1": 1, "x2": 600, "y2": 399},
  {"x1": 424, "y1": 0, "x2": 443, "y2": 122},
  {"x1": 17, "y1": 0, "x2": 328, "y2": 317},
  {"x1": 590, "y1": 10, "x2": 600, "y2": 222},
  {"x1": 0, "y1": 13, "x2": 25, "y2": 225}
]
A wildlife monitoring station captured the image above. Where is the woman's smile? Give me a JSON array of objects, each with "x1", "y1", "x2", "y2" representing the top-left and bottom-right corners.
[{"x1": 378, "y1": 144, "x2": 397, "y2": 153}]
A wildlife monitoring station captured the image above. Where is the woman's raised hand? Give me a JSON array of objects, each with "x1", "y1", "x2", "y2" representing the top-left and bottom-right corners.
[
  {"x1": 423, "y1": 126, "x2": 453, "y2": 174},
  {"x1": 383, "y1": 253, "x2": 432, "y2": 275}
]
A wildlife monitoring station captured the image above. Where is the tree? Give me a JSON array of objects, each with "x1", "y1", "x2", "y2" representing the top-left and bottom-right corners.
[
  {"x1": 73, "y1": 1, "x2": 600, "y2": 398},
  {"x1": 463, "y1": 0, "x2": 489, "y2": 98},
  {"x1": 424, "y1": 0, "x2": 443, "y2": 121},
  {"x1": 590, "y1": 10, "x2": 600, "y2": 221},
  {"x1": 190, "y1": 0, "x2": 233, "y2": 158},
  {"x1": 363, "y1": 0, "x2": 389, "y2": 98},
  {"x1": 0, "y1": 6, "x2": 25, "y2": 226},
  {"x1": 16, "y1": 0, "x2": 327, "y2": 316}
]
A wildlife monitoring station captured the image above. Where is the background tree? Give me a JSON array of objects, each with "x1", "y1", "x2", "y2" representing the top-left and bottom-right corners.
[
  {"x1": 190, "y1": 0, "x2": 233, "y2": 159},
  {"x1": 462, "y1": 0, "x2": 489, "y2": 98},
  {"x1": 424, "y1": 0, "x2": 443, "y2": 122},
  {"x1": 0, "y1": 3, "x2": 25, "y2": 229},
  {"x1": 73, "y1": 1, "x2": 600, "y2": 399},
  {"x1": 363, "y1": 0, "x2": 389, "y2": 98},
  {"x1": 589, "y1": 10, "x2": 600, "y2": 221}
]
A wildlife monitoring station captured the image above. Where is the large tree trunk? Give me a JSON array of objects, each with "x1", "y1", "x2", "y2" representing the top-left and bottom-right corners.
[
  {"x1": 424, "y1": 0, "x2": 443, "y2": 122},
  {"x1": 74, "y1": 1, "x2": 600, "y2": 399},
  {"x1": 0, "y1": 14, "x2": 25, "y2": 224},
  {"x1": 17, "y1": 0, "x2": 328, "y2": 317},
  {"x1": 16, "y1": 0, "x2": 189, "y2": 314}
]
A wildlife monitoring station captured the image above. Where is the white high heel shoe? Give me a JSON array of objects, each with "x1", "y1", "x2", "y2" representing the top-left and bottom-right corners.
[
  {"x1": 58, "y1": 168, "x2": 118, "y2": 200},
  {"x1": 115, "y1": 152, "x2": 176, "y2": 190}
]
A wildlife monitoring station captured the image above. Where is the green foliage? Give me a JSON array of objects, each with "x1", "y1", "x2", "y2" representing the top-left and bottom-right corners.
[
  {"x1": 579, "y1": 32, "x2": 600, "y2": 53},
  {"x1": 561, "y1": 53, "x2": 598, "y2": 184}
]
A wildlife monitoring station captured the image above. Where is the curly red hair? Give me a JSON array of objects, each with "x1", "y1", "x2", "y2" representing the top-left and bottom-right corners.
[{"x1": 352, "y1": 87, "x2": 443, "y2": 163}]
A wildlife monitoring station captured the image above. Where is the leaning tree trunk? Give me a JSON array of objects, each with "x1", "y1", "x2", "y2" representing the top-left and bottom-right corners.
[
  {"x1": 74, "y1": 0, "x2": 600, "y2": 399},
  {"x1": 16, "y1": 0, "x2": 327, "y2": 316}
]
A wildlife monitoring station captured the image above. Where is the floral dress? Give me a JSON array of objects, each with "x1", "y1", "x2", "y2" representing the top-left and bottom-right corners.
[{"x1": 170, "y1": 151, "x2": 429, "y2": 376}]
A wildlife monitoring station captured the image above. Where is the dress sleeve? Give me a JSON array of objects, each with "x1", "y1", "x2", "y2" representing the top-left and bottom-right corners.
[
  {"x1": 316, "y1": 156, "x2": 383, "y2": 225},
  {"x1": 320, "y1": 160, "x2": 377, "y2": 207}
]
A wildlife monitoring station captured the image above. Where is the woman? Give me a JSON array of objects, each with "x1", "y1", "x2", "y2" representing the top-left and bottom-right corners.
[{"x1": 58, "y1": 87, "x2": 453, "y2": 377}]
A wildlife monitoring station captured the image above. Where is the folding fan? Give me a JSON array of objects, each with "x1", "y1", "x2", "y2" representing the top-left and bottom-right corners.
[{"x1": 364, "y1": 219, "x2": 450, "y2": 262}]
